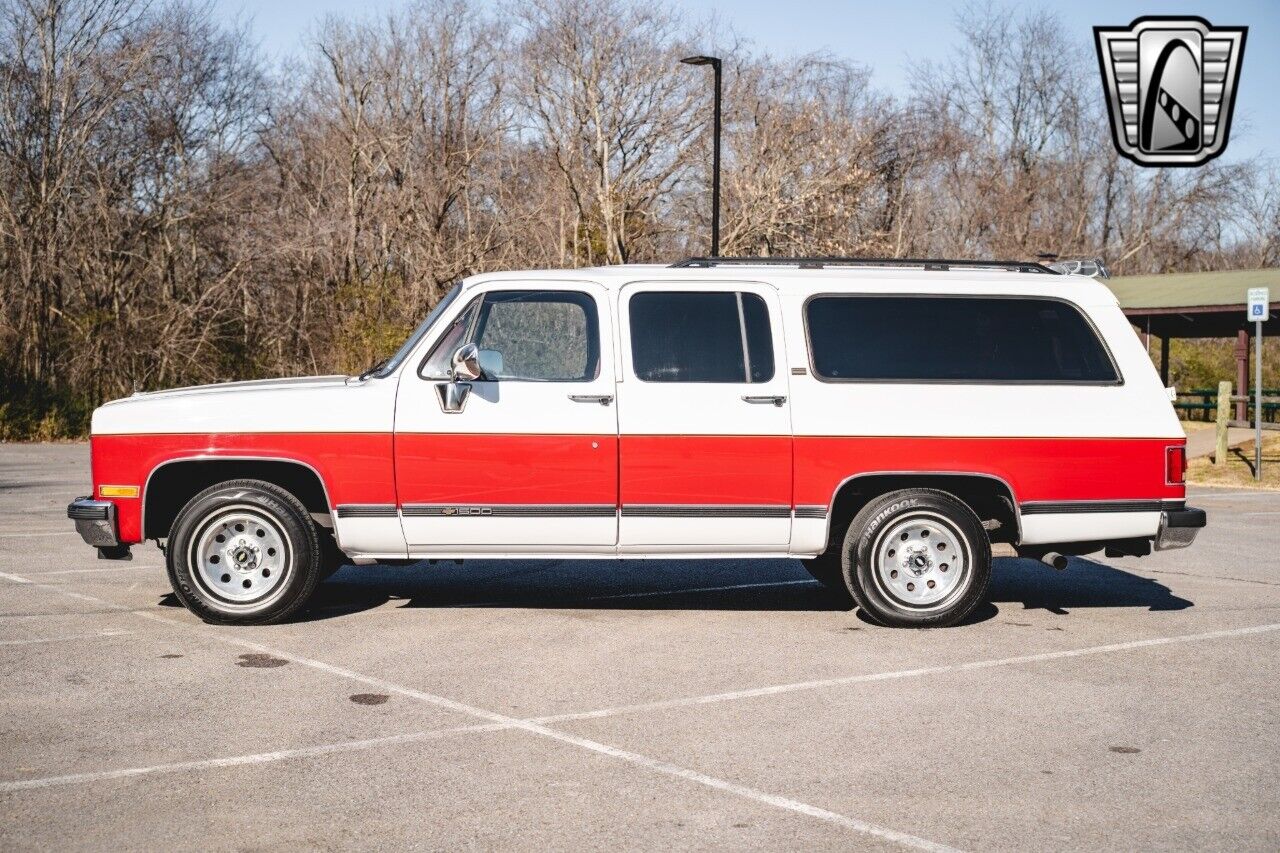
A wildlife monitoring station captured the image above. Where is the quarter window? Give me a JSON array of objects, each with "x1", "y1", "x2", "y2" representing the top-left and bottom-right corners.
[
  {"x1": 629, "y1": 291, "x2": 775, "y2": 383},
  {"x1": 419, "y1": 297, "x2": 479, "y2": 379},
  {"x1": 420, "y1": 290, "x2": 600, "y2": 381},
  {"x1": 805, "y1": 296, "x2": 1119, "y2": 383}
]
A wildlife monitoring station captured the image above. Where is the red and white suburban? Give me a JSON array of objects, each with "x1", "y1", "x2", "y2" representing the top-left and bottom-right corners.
[{"x1": 68, "y1": 257, "x2": 1206, "y2": 627}]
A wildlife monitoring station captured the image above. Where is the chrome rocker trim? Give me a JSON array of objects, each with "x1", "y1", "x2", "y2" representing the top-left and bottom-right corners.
[
  {"x1": 335, "y1": 504, "x2": 398, "y2": 519},
  {"x1": 401, "y1": 504, "x2": 616, "y2": 518},
  {"x1": 620, "y1": 504, "x2": 791, "y2": 518},
  {"x1": 1020, "y1": 499, "x2": 1185, "y2": 515}
]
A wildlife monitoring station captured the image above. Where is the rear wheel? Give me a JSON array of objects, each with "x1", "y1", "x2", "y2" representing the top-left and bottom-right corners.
[
  {"x1": 166, "y1": 479, "x2": 322, "y2": 625},
  {"x1": 842, "y1": 489, "x2": 990, "y2": 628}
]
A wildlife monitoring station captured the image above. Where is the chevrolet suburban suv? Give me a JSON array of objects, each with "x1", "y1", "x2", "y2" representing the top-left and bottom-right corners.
[{"x1": 67, "y1": 257, "x2": 1206, "y2": 627}]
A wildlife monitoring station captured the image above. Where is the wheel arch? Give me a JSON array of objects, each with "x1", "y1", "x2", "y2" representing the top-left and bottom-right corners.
[
  {"x1": 142, "y1": 456, "x2": 333, "y2": 541},
  {"x1": 825, "y1": 471, "x2": 1021, "y2": 550}
]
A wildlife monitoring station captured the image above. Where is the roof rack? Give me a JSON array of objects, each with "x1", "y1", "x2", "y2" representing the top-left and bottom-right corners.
[
  {"x1": 1045, "y1": 258, "x2": 1110, "y2": 279},
  {"x1": 670, "y1": 256, "x2": 1059, "y2": 275}
]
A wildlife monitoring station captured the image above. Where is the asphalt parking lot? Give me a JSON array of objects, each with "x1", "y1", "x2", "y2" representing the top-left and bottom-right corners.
[{"x1": 1, "y1": 443, "x2": 1278, "y2": 851}]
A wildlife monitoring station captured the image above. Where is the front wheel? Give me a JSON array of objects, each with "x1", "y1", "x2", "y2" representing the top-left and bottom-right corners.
[
  {"x1": 842, "y1": 489, "x2": 991, "y2": 628},
  {"x1": 166, "y1": 479, "x2": 323, "y2": 625}
]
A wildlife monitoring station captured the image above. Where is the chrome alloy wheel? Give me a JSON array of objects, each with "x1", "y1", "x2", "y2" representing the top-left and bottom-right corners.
[
  {"x1": 189, "y1": 505, "x2": 291, "y2": 606},
  {"x1": 871, "y1": 511, "x2": 969, "y2": 612}
]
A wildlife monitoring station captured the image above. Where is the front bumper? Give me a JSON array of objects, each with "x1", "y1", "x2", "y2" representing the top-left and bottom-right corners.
[
  {"x1": 1154, "y1": 506, "x2": 1206, "y2": 551},
  {"x1": 67, "y1": 497, "x2": 119, "y2": 548}
]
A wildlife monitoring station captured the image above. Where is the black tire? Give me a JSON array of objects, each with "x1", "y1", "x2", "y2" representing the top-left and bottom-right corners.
[
  {"x1": 841, "y1": 489, "x2": 991, "y2": 628},
  {"x1": 166, "y1": 479, "x2": 322, "y2": 625}
]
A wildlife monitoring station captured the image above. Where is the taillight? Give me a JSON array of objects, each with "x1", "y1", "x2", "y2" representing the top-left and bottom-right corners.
[{"x1": 1166, "y1": 445, "x2": 1187, "y2": 484}]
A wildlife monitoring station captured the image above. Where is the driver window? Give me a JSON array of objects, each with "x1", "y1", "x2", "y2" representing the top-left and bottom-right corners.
[{"x1": 420, "y1": 290, "x2": 600, "y2": 382}]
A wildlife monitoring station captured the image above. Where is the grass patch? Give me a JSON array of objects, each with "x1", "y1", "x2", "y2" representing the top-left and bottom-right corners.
[
  {"x1": 1181, "y1": 420, "x2": 1215, "y2": 433},
  {"x1": 1188, "y1": 431, "x2": 1280, "y2": 491}
]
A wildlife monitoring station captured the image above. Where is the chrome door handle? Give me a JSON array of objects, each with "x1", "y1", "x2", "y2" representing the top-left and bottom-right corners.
[
  {"x1": 569, "y1": 394, "x2": 613, "y2": 406},
  {"x1": 741, "y1": 395, "x2": 787, "y2": 407}
]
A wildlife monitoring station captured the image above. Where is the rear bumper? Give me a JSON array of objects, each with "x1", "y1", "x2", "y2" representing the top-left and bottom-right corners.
[
  {"x1": 67, "y1": 497, "x2": 119, "y2": 548},
  {"x1": 1154, "y1": 506, "x2": 1206, "y2": 551}
]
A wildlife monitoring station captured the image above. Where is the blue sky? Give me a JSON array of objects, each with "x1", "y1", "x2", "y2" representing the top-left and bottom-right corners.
[{"x1": 213, "y1": 0, "x2": 1278, "y2": 164}]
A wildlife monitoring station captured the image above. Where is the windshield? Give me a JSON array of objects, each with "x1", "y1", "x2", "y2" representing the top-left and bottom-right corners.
[{"x1": 362, "y1": 283, "x2": 463, "y2": 379}]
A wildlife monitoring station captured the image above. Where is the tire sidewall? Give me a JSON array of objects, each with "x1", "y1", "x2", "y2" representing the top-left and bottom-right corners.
[
  {"x1": 842, "y1": 490, "x2": 991, "y2": 628},
  {"x1": 167, "y1": 481, "x2": 320, "y2": 624}
]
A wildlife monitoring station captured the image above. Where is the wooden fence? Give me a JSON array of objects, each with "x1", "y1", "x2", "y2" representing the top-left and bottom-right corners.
[{"x1": 1209, "y1": 381, "x2": 1280, "y2": 467}]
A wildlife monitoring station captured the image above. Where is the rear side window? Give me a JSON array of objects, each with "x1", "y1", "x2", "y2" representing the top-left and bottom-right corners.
[
  {"x1": 629, "y1": 291, "x2": 775, "y2": 383},
  {"x1": 805, "y1": 296, "x2": 1119, "y2": 383}
]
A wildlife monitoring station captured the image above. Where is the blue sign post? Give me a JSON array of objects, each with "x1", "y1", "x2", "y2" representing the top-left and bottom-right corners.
[{"x1": 1247, "y1": 287, "x2": 1269, "y2": 480}]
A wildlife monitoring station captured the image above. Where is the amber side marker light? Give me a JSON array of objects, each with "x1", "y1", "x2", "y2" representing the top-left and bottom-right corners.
[{"x1": 99, "y1": 485, "x2": 140, "y2": 498}]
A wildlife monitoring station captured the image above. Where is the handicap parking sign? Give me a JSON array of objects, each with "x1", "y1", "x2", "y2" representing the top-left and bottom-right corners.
[{"x1": 1247, "y1": 287, "x2": 1269, "y2": 320}]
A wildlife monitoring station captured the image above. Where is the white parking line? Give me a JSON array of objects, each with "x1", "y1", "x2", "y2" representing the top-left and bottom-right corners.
[
  {"x1": 521, "y1": 726, "x2": 962, "y2": 853},
  {"x1": 530, "y1": 621, "x2": 1280, "y2": 725},
  {"x1": 0, "y1": 723, "x2": 507, "y2": 793},
  {"x1": 0, "y1": 570, "x2": 957, "y2": 852},
  {"x1": 0, "y1": 532, "x2": 80, "y2": 539},
  {"x1": 22, "y1": 565, "x2": 158, "y2": 576},
  {"x1": 1186, "y1": 490, "x2": 1279, "y2": 500},
  {"x1": 0, "y1": 629, "x2": 132, "y2": 647},
  {"x1": 1144, "y1": 568, "x2": 1280, "y2": 588}
]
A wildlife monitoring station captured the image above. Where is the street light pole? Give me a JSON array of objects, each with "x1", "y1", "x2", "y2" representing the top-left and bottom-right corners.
[{"x1": 681, "y1": 55, "x2": 721, "y2": 257}]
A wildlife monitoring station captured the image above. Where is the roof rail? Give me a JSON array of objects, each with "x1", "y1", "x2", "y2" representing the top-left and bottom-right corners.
[{"x1": 670, "y1": 256, "x2": 1059, "y2": 274}]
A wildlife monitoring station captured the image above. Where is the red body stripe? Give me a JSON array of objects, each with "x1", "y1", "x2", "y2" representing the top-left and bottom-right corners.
[
  {"x1": 621, "y1": 435, "x2": 792, "y2": 505},
  {"x1": 794, "y1": 436, "x2": 1185, "y2": 504},
  {"x1": 394, "y1": 433, "x2": 617, "y2": 505},
  {"x1": 92, "y1": 433, "x2": 395, "y2": 543},
  {"x1": 92, "y1": 432, "x2": 1185, "y2": 545}
]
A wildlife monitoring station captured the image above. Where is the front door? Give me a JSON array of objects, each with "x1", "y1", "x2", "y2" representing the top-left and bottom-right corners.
[
  {"x1": 394, "y1": 282, "x2": 618, "y2": 552},
  {"x1": 615, "y1": 281, "x2": 793, "y2": 552}
]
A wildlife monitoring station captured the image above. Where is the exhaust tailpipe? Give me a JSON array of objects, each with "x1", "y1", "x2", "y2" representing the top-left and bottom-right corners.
[{"x1": 1040, "y1": 552, "x2": 1070, "y2": 571}]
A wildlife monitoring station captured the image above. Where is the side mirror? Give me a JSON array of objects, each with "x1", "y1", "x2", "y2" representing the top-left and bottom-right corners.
[
  {"x1": 438, "y1": 343, "x2": 480, "y2": 413},
  {"x1": 450, "y1": 343, "x2": 482, "y2": 382}
]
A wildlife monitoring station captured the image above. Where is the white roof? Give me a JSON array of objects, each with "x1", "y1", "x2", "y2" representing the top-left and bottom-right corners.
[{"x1": 462, "y1": 262, "x2": 1118, "y2": 305}]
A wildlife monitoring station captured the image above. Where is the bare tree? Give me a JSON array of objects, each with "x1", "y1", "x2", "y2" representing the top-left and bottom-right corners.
[
  {"x1": 0, "y1": 0, "x2": 264, "y2": 428},
  {"x1": 717, "y1": 54, "x2": 899, "y2": 257},
  {"x1": 513, "y1": 0, "x2": 701, "y2": 264},
  {"x1": 256, "y1": 0, "x2": 510, "y2": 372}
]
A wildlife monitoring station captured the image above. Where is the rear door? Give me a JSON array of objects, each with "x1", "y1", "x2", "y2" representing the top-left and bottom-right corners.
[
  {"x1": 615, "y1": 281, "x2": 793, "y2": 552},
  {"x1": 394, "y1": 281, "x2": 618, "y2": 552}
]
